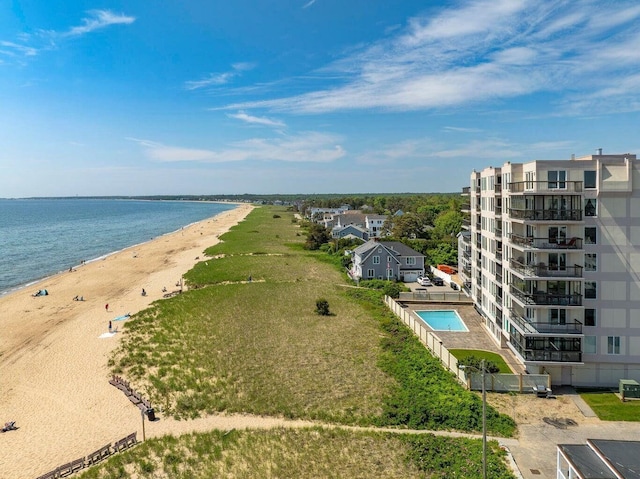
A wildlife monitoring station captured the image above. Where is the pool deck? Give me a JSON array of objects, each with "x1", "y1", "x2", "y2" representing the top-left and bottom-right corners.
[{"x1": 404, "y1": 302, "x2": 526, "y2": 375}]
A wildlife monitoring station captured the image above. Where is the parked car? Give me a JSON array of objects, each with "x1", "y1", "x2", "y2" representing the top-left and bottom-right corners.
[
  {"x1": 450, "y1": 281, "x2": 458, "y2": 290},
  {"x1": 417, "y1": 276, "x2": 432, "y2": 286},
  {"x1": 433, "y1": 277, "x2": 444, "y2": 286}
]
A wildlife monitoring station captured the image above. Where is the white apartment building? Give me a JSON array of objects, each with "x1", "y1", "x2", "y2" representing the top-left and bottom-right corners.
[{"x1": 460, "y1": 151, "x2": 640, "y2": 387}]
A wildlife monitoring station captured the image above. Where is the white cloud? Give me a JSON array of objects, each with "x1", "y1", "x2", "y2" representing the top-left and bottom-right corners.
[
  {"x1": 303, "y1": 0, "x2": 317, "y2": 9},
  {"x1": 185, "y1": 63, "x2": 256, "y2": 90},
  {"x1": 0, "y1": 41, "x2": 38, "y2": 57},
  {"x1": 223, "y1": 1, "x2": 640, "y2": 115},
  {"x1": 227, "y1": 111, "x2": 286, "y2": 128},
  {"x1": 128, "y1": 132, "x2": 345, "y2": 163},
  {"x1": 64, "y1": 10, "x2": 135, "y2": 37},
  {"x1": 443, "y1": 126, "x2": 483, "y2": 133}
]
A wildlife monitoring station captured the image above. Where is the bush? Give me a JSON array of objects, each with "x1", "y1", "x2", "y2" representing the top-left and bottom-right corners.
[
  {"x1": 383, "y1": 282, "x2": 402, "y2": 299},
  {"x1": 315, "y1": 298, "x2": 330, "y2": 316},
  {"x1": 273, "y1": 214, "x2": 281, "y2": 218},
  {"x1": 457, "y1": 355, "x2": 500, "y2": 374}
]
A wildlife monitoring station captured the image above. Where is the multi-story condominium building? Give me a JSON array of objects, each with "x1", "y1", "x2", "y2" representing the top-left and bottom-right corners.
[{"x1": 461, "y1": 151, "x2": 639, "y2": 387}]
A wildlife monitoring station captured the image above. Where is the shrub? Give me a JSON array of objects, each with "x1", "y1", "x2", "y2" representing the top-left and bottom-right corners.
[
  {"x1": 457, "y1": 355, "x2": 500, "y2": 374},
  {"x1": 383, "y1": 282, "x2": 402, "y2": 299},
  {"x1": 273, "y1": 214, "x2": 281, "y2": 218},
  {"x1": 315, "y1": 298, "x2": 330, "y2": 316}
]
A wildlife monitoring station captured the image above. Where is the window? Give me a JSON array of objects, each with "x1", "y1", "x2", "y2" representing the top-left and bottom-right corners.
[
  {"x1": 585, "y1": 309, "x2": 596, "y2": 327},
  {"x1": 584, "y1": 336, "x2": 597, "y2": 354},
  {"x1": 373, "y1": 256, "x2": 380, "y2": 264},
  {"x1": 584, "y1": 227, "x2": 597, "y2": 245},
  {"x1": 585, "y1": 254, "x2": 597, "y2": 272},
  {"x1": 548, "y1": 253, "x2": 566, "y2": 271},
  {"x1": 406, "y1": 257, "x2": 416, "y2": 265},
  {"x1": 585, "y1": 281, "x2": 596, "y2": 299},
  {"x1": 367, "y1": 269, "x2": 375, "y2": 278},
  {"x1": 584, "y1": 170, "x2": 596, "y2": 189},
  {"x1": 548, "y1": 309, "x2": 567, "y2": 324},
  {"x1": 548, "y1": 226, "x2": 567, "y2": 244},
  {"x1": 608, "y1": 336, "x2": 621, "y2": 355},
  {"x1": 548, "y1": 170, "x2": 566, "y2": 189},
  {"x1": 584, "y1": 198, "x2": 597, "y2": 217}
]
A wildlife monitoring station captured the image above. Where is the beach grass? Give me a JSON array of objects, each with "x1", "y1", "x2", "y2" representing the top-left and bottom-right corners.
[
  {"x1": 76, "y1": 427, "x2": 515, "y2": 479},
  {"x1": 111, "y1": 205, "x2": 515, "y2": 436}
]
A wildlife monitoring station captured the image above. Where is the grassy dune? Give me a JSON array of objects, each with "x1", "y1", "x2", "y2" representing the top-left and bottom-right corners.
[{"x1": 102, "y1": 205, "x2": 517, "y2": 478}]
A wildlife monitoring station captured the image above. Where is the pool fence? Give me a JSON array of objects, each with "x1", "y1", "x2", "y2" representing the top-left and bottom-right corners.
[{"x1": 384, "y1": 295, "x2": 550, "y2": 393}]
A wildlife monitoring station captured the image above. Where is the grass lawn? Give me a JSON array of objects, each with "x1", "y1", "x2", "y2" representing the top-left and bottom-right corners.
[
  {"x1": 579, "y1": 389, "x2": 640, "y2": 421},
  {"x1": 448, "y1": 349, "x2": 513, "y2": 374}
]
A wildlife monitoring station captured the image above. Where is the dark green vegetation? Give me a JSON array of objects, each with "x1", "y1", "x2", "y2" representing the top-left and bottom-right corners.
[
  {"x1": 578, "y1": 389, "x2": 640, "y2": 421},
  {"x1": 300, "y1": 194, "x2": 465, "y2": 266},
  {"x1": 106, "y1": 205, "x2": 516, "y2": 477},
  {"x1": 450, "y1": 350, "x2": 514, "y2": 374}
]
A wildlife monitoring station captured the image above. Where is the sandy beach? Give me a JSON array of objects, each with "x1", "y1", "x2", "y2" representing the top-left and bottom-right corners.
[{"x1": 0, "y1": 203, "x2": 253, "y2": 478}]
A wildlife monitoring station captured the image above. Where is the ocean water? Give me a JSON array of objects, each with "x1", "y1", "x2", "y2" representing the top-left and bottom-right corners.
[{"x1": 0, "y1": 198, "x2": 236, "y2": 296}]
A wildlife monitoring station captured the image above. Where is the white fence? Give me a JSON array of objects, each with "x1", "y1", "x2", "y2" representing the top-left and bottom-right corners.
[
  {"x1": 384, "y1": 296, "x2": 550, "y2": 393},
  {"x1": 398, "y1": 290, "x2": 472, "y2": 303}
]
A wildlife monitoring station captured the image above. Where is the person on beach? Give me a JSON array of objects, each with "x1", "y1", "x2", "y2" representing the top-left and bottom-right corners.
[
  {"x1": 108, "y1": 321, "x2": 112, "y2": 333},
  {"x1": 105, "y1": 303, "x2": 109, "y2": 312},
  {"x1": 141, "y1": 288, "x2": 146, "y2": 296}
]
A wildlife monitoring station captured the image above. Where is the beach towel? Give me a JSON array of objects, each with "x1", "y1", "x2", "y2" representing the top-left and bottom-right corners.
[{"x1": 113, "y1": 314, "x2": 131, "y2": 321}]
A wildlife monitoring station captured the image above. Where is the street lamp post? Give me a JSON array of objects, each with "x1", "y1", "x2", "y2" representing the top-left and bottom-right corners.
[{"x1": 459, "y1": 359, "x2": 487, "y2": 479}]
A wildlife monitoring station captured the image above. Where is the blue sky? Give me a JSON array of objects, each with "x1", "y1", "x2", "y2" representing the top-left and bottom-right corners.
[{"x1": 2, "y1": 0, "x2": 640, "y2": 197}]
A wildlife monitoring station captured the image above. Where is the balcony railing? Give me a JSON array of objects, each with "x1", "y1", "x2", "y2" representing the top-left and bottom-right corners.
[
  {"x1": 510, "y1": 309, "x2": 583, "y2": 335},
  {"x1": 509, "y1": 234, "x2": 583, "y2": 250},
  {"x1": 495, "y1": 227, "x2": 503, "y2": 238},
  {"x1": 508, "y1": 180, "x2": 583, "y2": 193},
  {"x1": 495, "y1": 184, "x2": 502, "y2": 193},
  {"x1": 510, "y1": 260, "x2": 583, "y2": 278},
  {"x1": 462, "y1": 186, "x2": 471, "y2": 195},
  {"x1": 510, "y1": 285, "x2": 582, "y2": 306},
  {"x1": 494, "y1": 206, "x2": 502, "y2": 216},
  {"x1": 513, "y1": 345, "x2": 583, "y2": 363},
  {"x1": 509, "y1": 209, "x2": 583, "y2": 221}
]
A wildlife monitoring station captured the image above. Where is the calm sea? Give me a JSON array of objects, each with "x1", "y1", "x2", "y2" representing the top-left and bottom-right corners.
[{"x1": 0, "y1": 198, "x2": 237, "y2": 296}]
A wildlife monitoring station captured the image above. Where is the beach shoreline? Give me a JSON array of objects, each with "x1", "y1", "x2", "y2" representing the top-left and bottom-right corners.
[{"x1": 0, "y1": 202, "x2": 253, "y2": 479}]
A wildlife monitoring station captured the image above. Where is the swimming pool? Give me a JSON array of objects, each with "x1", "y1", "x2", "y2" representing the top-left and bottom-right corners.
[{"x1": 416, "y1": 310, "x2": 468, "y2": 332}]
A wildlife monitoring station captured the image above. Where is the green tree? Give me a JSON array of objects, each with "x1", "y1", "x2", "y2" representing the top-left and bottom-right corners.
[{"x1": 304, "y1": 223, "x2": 331, "y2": 250}]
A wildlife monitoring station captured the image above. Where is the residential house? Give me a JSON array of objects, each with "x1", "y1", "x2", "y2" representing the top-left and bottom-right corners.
[
  {"x1": 331, "y1": 224, "x2": 369, "y2": 241},
  {"x1": 351, "y1": 239, "x2": 425, "y2": 283}
]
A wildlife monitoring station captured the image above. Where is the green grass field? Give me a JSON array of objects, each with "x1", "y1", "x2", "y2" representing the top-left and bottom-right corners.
[
  {"x1": 579, "y1": 389, "x2": 640, "y2": 421},
  {"x1": 102, "y1": 205, "x2": 517, "y2": 477}
]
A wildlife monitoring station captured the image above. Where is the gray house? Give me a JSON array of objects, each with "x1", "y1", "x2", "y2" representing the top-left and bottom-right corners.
[
  {"x1": 350, "y1": 240, "x2": 425, "y2": 282},
  {"x1": 332, "y1": 224, "x2": 369, "y2": 241}
]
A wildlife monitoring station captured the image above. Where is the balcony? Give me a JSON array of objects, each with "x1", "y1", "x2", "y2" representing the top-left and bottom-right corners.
[
  {"x1": 495, "y1": 184, "x2": 502, "y2": 194},
  {"x1": 494, "y1": 206, "x2": 502, "y2": 216},
  {"x1": 475, "y1": 186, "x2": 481, "y2": 194},
  {"x1": 510, "y1": 309, "x2": 583, "y2": 335},
  {"x1": 510, "y1": 284, "x2": 582, "y2": 306},
  {"x1": 495, "y1": 227, "x2": 503, "y2": 238},
  {"x1": 461, "y1": 186, "x2": 471, "y2": 196},
  {"x1": 510, "y1": 259, "x2": 583, "y2": 278},
  {"x1": 508, "y1": 208, "x2": 583, "y2": 222},
  {"x1": 461, "y1": 203, "x2": 471, "y2": 214},
  {"x1": 509, "y1": 234, "x2": 583, "y2": 250},
  {"x1": 462, "y1": 218, "x2": 471, "y2": 229},
  {"x1": 508, "y1": 180, "x2": 583, "y2": 193},
  {"x1": 515, "y1": 347, "x2": 582, "y2": 363}
]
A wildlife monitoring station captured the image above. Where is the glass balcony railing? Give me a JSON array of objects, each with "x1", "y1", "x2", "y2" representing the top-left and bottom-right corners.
[
  {"x1": 507, "y1": 181, "x2": 583, "y2": 193},
  {"x1": 510, "y1": 285, "x2": 582, "y2": 306},
  {"x1": 509, "y1": 209, "x2": 583, "y2": 221},
  {"x1": 510, "y1": 260, "x2": 583, "y2": 278},
  {"x1": 509, "y1": 309, "x2": 583, "y2": 335},
  {"x1": 515, "y1": 346, "x2": 582, "y2": 363},
  {"x1": 509, "y1": 234, "x2": 583, "y2": 250}
]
